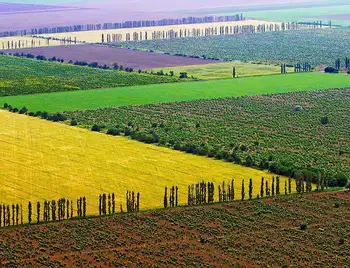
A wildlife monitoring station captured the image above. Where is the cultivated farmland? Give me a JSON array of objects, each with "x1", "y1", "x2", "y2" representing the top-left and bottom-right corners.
[
  {"x1": 4, "y1": 44, "x2": 218, "y2": 70},
  {"x1": 120, "y1": 28, "x2": 350, "y2": 66},
  {"x1": 0, "y1": 109, "x2": 291, "y2": 220},
  {"x1": 150, "y1": 61, "x2": 294, "y2": 80},
  {"x1": 64, "y1": 89, "x2": 350, "y2": 182},
  {"x1": 0, "y1": 54, "x2": 178, "y2": 96},
  {"x1": 0, "y1": 191, "x2": 348, "y2": 266},
  {"x1": 37, "y1": 20, "x2": 285, "y2": 43},
  {"x1": 2, "y1": 72, "x2": 350, "y2": 112}
]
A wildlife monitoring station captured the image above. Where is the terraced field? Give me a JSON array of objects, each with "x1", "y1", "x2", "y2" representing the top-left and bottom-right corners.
[
  {"x1": 0, "y1": 109, "x2": 290, "y2": 220},
  {"x1": 1, "y1": 72, "x2": 349, "y2": 112}
]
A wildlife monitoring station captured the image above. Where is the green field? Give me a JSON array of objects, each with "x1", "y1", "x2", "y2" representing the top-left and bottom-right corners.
[
  {"x1": 151, "y1": 61, "x2": 294, "y2": 80},
  {"x1": 0, "y1": 54, "x2": 178, "y2": 96},
  {"x1": 1, "y1": 72, "x2": 350, "y2": 112}
]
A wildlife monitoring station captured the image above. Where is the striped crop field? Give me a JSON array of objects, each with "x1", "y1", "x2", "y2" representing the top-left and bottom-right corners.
[
  {"x1": 0, "y1": 110, "x2": 296, "y2": 221},
  {"x1": 37, "y1": 20, "x2": 282, "y2": 43}
]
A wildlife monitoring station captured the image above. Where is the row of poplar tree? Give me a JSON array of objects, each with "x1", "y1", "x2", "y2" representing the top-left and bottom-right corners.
[
  {"x1": 0, "y1": 190, "x2": 141, "y2": 228},
  {"x1": 0, "y1": 176, "x2": 319, "y2": 228},
  {"x1": 98, "y1": 191, "x2": 140, "y2": 215},
  {"x1": 163, "y1": 176, "x2": 315, "y2": 208}
]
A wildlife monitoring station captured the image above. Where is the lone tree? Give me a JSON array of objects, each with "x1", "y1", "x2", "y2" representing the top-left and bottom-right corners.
[{"x1": 321, "y1": 116, "x2": 329, "y2": 125}]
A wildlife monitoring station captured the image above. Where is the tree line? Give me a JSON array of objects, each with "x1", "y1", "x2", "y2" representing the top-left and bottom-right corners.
[
  {"x1": 0, "y1": 190, "x2": 140, "y2": 229},
  {"x1": 1, "y1": 175, "x2": 349, "y2": 229},
  {"x1": 0, "y1": 14, "x2": 245, "y2": 38},
  {"x1": 102, "y1": 22, "x2": 321, "y2": 43}
]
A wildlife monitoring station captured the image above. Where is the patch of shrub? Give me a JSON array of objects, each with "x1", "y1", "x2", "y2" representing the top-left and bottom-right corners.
[
  {"x1": 300, "y1": 223, "x2": 307, "y2": 230},
  {"x1": 324, "y1": 67, "x2": 339, "y2": 73},
  {"x1": 91, "y1": 124, "x2": 101, "y2": 132},
  {"x1": 106, "y1": 128, "x2": 121, "y2": 136},
  {"x1": 320, "y1": 116, "x2": 329, "y2": 125}
]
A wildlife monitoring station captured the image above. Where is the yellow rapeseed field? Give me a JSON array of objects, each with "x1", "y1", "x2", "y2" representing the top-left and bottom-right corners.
[{"x1": 0, "y1": 110, "x2": 295, "y2": 219}]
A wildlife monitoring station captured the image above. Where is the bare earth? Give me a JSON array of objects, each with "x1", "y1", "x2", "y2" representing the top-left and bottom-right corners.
[
  {"x1": 0, "y1": 191, "x2": 348, "y2": 267},
  {"x1": 4, "y1": 44, "x2": 218, "y2": 69}
]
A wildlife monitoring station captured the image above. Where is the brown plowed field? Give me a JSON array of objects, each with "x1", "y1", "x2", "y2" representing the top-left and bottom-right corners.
[
  {"x1": 5, "y1": 44, "x2": 218, "y2": 69},
  {"x1": 0, "y1": 191, "x2": 348, "y2": 267}
]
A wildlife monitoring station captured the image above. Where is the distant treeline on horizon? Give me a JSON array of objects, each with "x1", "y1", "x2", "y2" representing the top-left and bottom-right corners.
[{"x1": 0, "y1": 14, "x2": 245, "y2": 38}]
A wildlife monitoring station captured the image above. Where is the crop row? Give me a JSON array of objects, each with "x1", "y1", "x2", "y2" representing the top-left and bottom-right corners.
[
  {"x1": 0, "y1": 53, "x2": 178, "y2": 97},
  {"x1": 119, "y1": 28, "x2": 350, "y2": 66},
  {"x1": 64, "y1": 89, "x2": 350, "y2": 184}
]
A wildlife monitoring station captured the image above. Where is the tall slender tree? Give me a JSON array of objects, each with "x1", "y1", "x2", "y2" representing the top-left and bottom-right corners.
[
  {"x1": 276, "y1": 176, "x2": 280, "y2": 195},
  {"x1": 37, "y1": 202, "x2": 41, "y2": 223},
  {"x1": 83, "y1": 197, "x2": 86, "y2": 217},
  {"x1": 164, "y1": 187, "x2": 168, "y2": 208},
  {"x1": 241, "y1": 180, "x2": 245, "y2": 201},
  {"x1": 16, "y1": 204, "x2": 19, "y2": 225},
  {"x1": 52, "y1": 200, "x2": 56, "y2": 221},
  {"x1": 28, "y1": 202, "x2": 32, "y2": 224},
  {"x1": 249, "y1": 178, "x2": 253, "y2": 200},
  {"x1": 112, "y1": 193, "x2": 115, "y2": 214},
  {"x1": 6, "y1": 206, "x2": 10, "y2": 227},
  {"x1": 288, "y1": 177, "x2": 292, "y2": 194},
  {"x1": 285, "y1": 181, "x2": 288, "y2": 195},
  {"x1": 12, "y1": 204, "x2": 15, "y2": 226},
  {"x1": 108, "y1": 194, "x2": 111, "y2": 215},
  {"x1": 260, "y1": 177, "x2": 264, "y2": 198},
  {"x1": 175, "y1": 186, "x2": 178, "y2": 207},
  {"x1": 20, "y1": 204, "x2": 23, "y2": 225}
]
